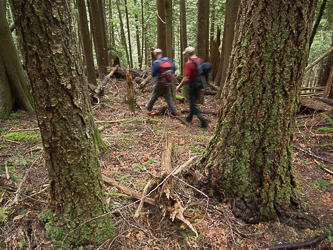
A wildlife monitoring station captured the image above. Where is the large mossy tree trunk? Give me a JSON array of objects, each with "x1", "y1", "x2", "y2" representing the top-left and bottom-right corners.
[
  {"x1": 9, "y1": 0, "x2": 113, "y2": 246},
  {"x1": 200, "y1": 0, "x2": 317, "y2": 223},
  {"x1": 0, "y1": 0, "x2": 33, "y2": 119}
]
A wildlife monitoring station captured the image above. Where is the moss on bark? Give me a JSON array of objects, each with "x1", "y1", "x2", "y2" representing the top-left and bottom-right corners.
[
  {"x1": 200, "y1": 0, "x2": 317, "y2": 222},
  {"x1": 9, "y1": 0, "x2": 113, "y2": 244}
]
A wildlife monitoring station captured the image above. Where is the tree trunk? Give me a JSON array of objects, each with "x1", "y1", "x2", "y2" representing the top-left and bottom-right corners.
[
  {"x1": 210, "y1": 26, "x2": 221, "y2": 82},
  {"x1": 157, "y1": 0, "x2": 166, "y2": 53},
  {"x1": 200, "y1": 0, "x2": 317, "y2": 223},
  {"x1": 116, "y1": 0, "x2": 130, "y2": 67},
  {"x1": 78, "y1": 0, "x2": 97, "y2": 86},
  {"x1": 134, "y1": 0, "x2": 142, "y2": 69},
  {"x1": 165, "y1": 0, "x2": 173, "y2": 60},
  {"x1": 309, "y1": 0, "x2": 327, "y2": 48},
  {"x1": 89, "y1": 0, "x2": 107, "y2": 78},
  {"x1": 0, "y1": 0, "x2": 33, "y2": 119},
  {"x1": 124, "y1": 0, "x2": 133, "y2": 68},
  {"x1": 215, "y1": 0, "x2": 241, "y2": 97},
  {"x1": 141, "y1": 0, "x2": 144, "y2": 67},
  {"x1": 196, "y1": 0, "x2": 210, "y2": 61},
  {"x1": 180, "y1": 0, "x2": 187, "y2": 75},
  {"x1": 99, "y1": 0, "x2": 109, "y2": 66},
  {"x1": 9, "y1": 0, "x2": 113, "y2": 245},
  {"x1": 317, "y1": 31, "x2": 333, "y2": 92}
]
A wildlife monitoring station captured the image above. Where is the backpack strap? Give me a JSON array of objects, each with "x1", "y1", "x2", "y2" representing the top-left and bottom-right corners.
[{"x1": 190, "y1": 58, "x2": 202, "y2": 76}]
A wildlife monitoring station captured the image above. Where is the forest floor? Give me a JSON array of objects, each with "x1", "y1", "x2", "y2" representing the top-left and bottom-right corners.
[{"x1": 0, "y1": 76, "x2": 333, "y2": 250}]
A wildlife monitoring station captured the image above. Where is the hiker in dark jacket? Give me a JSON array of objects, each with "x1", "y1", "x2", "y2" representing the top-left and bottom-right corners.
[
  {"x1": 176, "y1": 46, "x2": 208, "y2": 128},
  {"x1": 145, "y1": 48, "x2": 178, "y2": 116}
]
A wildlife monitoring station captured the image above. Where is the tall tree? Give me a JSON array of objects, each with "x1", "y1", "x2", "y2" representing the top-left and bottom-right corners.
[
  {"x1": 165, "y1": 0, "x2": 173, "y2": 59},
  {"x1": 309, "y1": 0, "x2": 327, "y2": 48},
  {"x1": 180, "y1": 0, "x2": 187, "y2": 75},
  {"x1": 89, "y1": 0, "x2": 107, "y2": 78},
  {"x1": 124, "y1": 0, "x2": 133, "y2": 68},
  {"x1": 196, "y1": 0, "x2": 210, "y2": 61},
  {"x1": 0, "y1": 0, "x2": 33, "y2": 119},
  {"x1": 99, "y1": 0, "x2": 109, "y2": 66},
  {"x1": 78, "y1": 0, "x2": 97, "y2": 85},
  {"x1": 9, "y1": 0, "x2": 113, "y2": 245},
  {"x1": 157, "y1": 0, "x2": 166, "y2": 53},
  {"x1": 134, "y1": 0, "x2": 142, "y2": 68},
  {"x1": 200, "y1": 0, "x2": 317, "y2": 223},
  {"x1": 215, "y1": 0, "x2": 241, "y2": 94},
  {"x1": 116, "y1": 0, "x2": 130, "y2": 66},
  {"x1": 141, "y1": 0, "x2": 144, "y2": 67}
]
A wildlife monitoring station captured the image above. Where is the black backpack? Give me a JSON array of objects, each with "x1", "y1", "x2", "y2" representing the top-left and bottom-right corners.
[{"x1": 190, "y1": 59, "x2": 212, "y2": 89}]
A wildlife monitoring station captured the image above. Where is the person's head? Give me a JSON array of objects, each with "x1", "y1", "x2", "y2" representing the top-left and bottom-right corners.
[
  {"x1": 182, "y1": 46, "x2": 195, "y2": 58},
  {"x1": 153, "y1": 48, "x2": 163, "y2": 58}
]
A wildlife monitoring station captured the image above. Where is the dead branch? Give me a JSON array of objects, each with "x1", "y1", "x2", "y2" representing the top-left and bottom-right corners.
[
  {"x1": 293, "y1": 144, "x2": 333, "y2": 165},
  {"x1": 5, "y1": 162, "x2": 10, "y2": 179},
  {"x1": 301, "y1": 86, "x2": 326, "y2": 91},
  {"x1": 305, "y1": 46, "x2": 333, "y2": 71},
  {"x1": 139, "y1": 75, "x2": 153, "y2": 89},
  {"x1": 95, "y1": 65, "x2": 118, "y2": 96},
  {"x1": 134, "y1": 180, "x2": 154, "y2": 218},
  {"x1": 205, "y1": 90, "x2": 217, "y2": 95},
  {"x1": 102, "y1": 175, "x2": 156, "y2": 206},
  {"x1": 14, "y1": 154, "x2": 42, "y2": 202}
]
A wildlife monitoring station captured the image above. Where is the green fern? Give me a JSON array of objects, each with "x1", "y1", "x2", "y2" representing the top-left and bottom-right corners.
[{"x1": 318, "y1": 113, "x2": 333, "y2": 133}]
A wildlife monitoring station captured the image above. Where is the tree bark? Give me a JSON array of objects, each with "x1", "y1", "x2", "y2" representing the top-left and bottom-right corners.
[
  {"x1": 9, "y1": 0, "x2": 113, "y2": 244},
  {"x1": 157, "y1": 0, "x2": 166, "y2": 53},
  {"x1": 165, "y1": 0, "x2": 173, "y2": 60},
  {"x1": 309, "y1": 0, "x2": 327, "y2": 48},
  {"x1": 99, "y1": 0, "x2": 109, "y2": 66},
  {"x1": 141, "y1": 0, "x2": 144, "y2": 67},
  {"x1": 196, "y1": 0, "x2": 210, "y2": 61},
  {"x1": 89, "y1": 0, "x2": 108, "y2": 78},
  {"x1": 180, "y1": 0, "x2": 187, "y2": 75},
  {"x1": 77, "y1": 0, "x2": 97, "y2": 86},
  {"x1": 134, "y1": 0, "x2": 142, "y2": 69},
  {"x1": 116, "y1": 0, "x2": 130, "y2": 67},
  {"x1": 124, "y1": 0, "x2": 133, "y2": 68},
  {"x1": 317, "y1": 31, "x2": 333, "y2": 93},
  {"x1": 215, "y1": 0, "x2": 240, "y2": 96},
  {"x1": 0, "y1": 0, "x2": 33, "y2": 119},
  {"x1": 200, "y1": 0, "x2": 317, "y2": 223}
]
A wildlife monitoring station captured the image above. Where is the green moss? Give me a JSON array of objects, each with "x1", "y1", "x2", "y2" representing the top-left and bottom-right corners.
[
  {"x1": 4, "y1": 131, "x2": 41, "y2": 141},
  {"x1": 40, "y1": 207, "x2": 114, "y2": 248}
]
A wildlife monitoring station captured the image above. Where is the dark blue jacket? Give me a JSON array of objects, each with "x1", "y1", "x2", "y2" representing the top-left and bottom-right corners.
[{"x1": 152, "y1": 57, "x2": 176, "y2": 79}]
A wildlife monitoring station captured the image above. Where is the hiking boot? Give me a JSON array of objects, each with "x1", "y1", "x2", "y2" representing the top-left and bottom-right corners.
[
  {"x1": 185, "y1": 115, "x2": 193, "y2": 123},
  {"x1": 170, "y1": 112, "x2": 178, "y2": 116},
  {"x1": 145, "y1": 103, "x2": 152, "y2": 112},
  {"x1": 200, "y1": 119, "x2": 208, "y2": 128}
]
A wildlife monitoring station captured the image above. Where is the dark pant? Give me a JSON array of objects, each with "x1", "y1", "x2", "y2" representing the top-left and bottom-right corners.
[
  {"x1": 188, "y1": 83, "x2": 206, "y2": 124},
  {"x1": 147, "y1": 80, "x2": 176, "y2": 114}
]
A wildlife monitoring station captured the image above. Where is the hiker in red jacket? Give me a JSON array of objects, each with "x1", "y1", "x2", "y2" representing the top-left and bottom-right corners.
[
  {"x1": 176, "y1": 47, "x2": 208, "y2": 128},
  {"x1": 145, "y1": 49, "x2": 178, "y2": 116}
]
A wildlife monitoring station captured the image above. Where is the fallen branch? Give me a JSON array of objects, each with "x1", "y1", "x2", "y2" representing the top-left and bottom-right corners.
[
  {"x1": 95, "y1": 65, "x2": 118, "y2": 96},
  {"x1": 259, "y1": 232, "x2": 328, "y2": 250},
  {"x1": 293, "y1": 144, "x2": 333, "y2": 165},
  {"x1": 14, "y1": 154, "x2": 42, "y2": 202},
  {"x1": 5, "y1": 162, "x2": 10, "y2": 179},
  {"x1": 209, "y1": 82, "x2": 218, "y2": 91},
  {"x1": 180, "y1": 109, "x2": 218, "y2": 115},
  {"x1": 8, "y1": 128, "x2": 39, "y2": 132},
  {"x1": 140, "y1": 75, "x2": 153, "y2": 89},
  {"x1": 102, "y1": 175, "x2": 155, "y2": 206},
  {"x1": 134, "y1": 180, "x2": 154, "y2": 218}
]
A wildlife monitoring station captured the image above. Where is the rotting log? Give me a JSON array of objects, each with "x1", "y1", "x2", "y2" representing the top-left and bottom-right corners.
[
  {"x1": 140, "y1": 75, "x2": 153, "y2": 89},
  {"x1": 95, "y1": 65, "x2": 118, "y2": 96},
  {"x1": 312, "y1": 97, "x2": 333, "y2": 106},
  {"x1": 126, "y1": 72, "x2": 135, "y2": 112},
  {"x1": 299, "y1": 97, "x2": 331, "y2": 111}
]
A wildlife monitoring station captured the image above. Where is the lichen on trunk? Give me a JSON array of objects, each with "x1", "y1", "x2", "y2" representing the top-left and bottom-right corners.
[{"x1": 199, "y1": 0, "x2": 317, "y2": 223}]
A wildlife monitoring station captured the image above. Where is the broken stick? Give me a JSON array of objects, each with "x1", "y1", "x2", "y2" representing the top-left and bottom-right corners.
[{"x1": 95, "y1": 65, "x2": 119, "y2": 96}]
